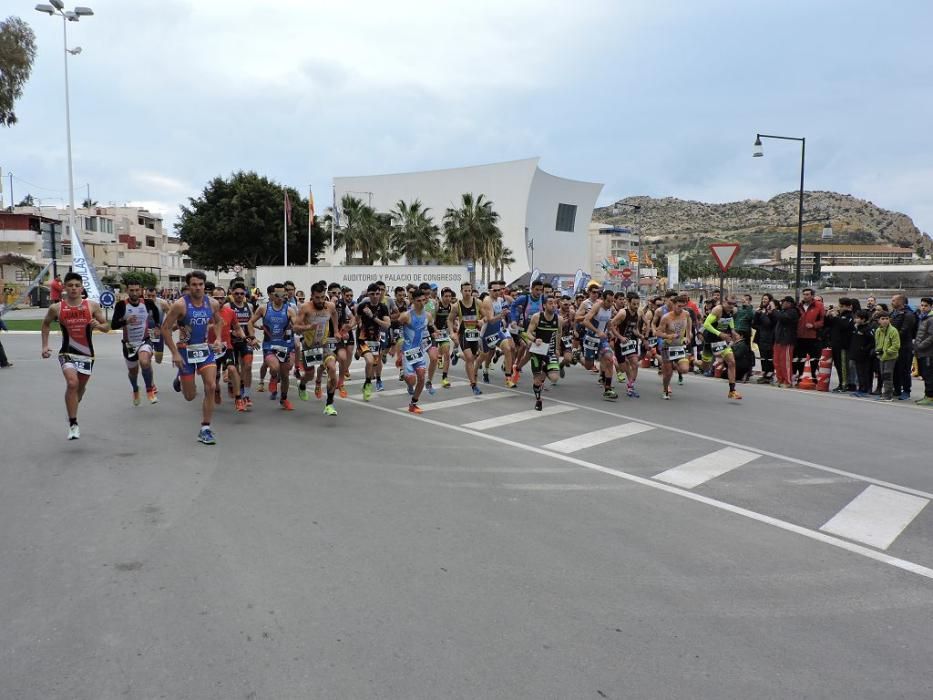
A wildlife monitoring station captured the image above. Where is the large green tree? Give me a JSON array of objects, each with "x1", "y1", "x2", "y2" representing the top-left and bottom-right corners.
[
  {"x1": 443, "y1": 193, "x2": 506, "y2": 283},
  {"x1": 0, "y1": 16, "x2": 37, "y2": 127},
  {"x1": 390, "y1": 199, "x2": 439, "y2": 264},
  {"x1": 176, "y1": 171, "x2": 325, "y2": 270}
]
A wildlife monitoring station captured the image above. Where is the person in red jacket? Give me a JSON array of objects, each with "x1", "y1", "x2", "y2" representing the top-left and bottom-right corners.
[
  {"x1": 794, "y1": 287, "x2": 824, "y2": 382},
  {"x1": 49, "y1": 274, "x2": 63, "y2": 303}
]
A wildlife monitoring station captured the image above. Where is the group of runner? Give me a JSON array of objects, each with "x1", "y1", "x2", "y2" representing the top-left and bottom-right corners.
[{"x1": 39, "y1": 272, "x2": 744, "y2": 444}]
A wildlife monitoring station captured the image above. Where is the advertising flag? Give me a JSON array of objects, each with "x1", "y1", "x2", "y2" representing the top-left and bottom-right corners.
[{"x1": 69, "y1": 224, "x2": 103, "y2": 302}]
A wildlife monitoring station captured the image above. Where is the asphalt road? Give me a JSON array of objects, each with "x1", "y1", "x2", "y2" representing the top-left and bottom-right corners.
[{"x1": 1, "y1": 332, "x2": 932, "y2": 700}]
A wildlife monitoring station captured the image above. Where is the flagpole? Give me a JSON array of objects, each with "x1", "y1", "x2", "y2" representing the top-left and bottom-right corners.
[
  {"x1": 283, "y1": 188, "x2": 288, "y2": 267},
  {"x1": 331, "y1": 183, "x2": 336, "y2": 255},
  {"x1": 307, "y1": 185, "x2": 312, "y2": 267}
]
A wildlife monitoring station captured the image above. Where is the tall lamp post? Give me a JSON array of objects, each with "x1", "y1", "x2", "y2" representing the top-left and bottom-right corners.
[
  {"x1": 612, "y1": 202, "x2": 641, "y2": 292},
  {"x1": 35, "y1": 1, "x2": 94, "y2": 279},
  {"x1": 753, "y1": 133, "x2": 806, "y2": 299}
]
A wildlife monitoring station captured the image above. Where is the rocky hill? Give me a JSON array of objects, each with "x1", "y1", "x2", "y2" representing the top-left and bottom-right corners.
[{"x1": 594, "y1": 191, "x2": 931, "y2": 259}]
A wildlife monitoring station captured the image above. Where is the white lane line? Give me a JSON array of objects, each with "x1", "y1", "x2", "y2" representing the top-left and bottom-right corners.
[
  {"x1": 348, "y1": 382, "x2": 463, "y2": 400},
  {"x1": 410, "y1": 392, "x2": 514, "y2": 412},
  {"x1": 350, "y1": 397, "x2": 933, "y2": 581},
  {"x1": 463, "y1": 404, "x2": 577, "y2": 430},
  {"x1": 543, "y1": 422, "x2": 654, "y2": 454},
  {"x1": 481, "y1": 383, "x2": 933, "y2": 501},
  {"x1": 820, "y1": 485, "x2": 929, "y2": 550},
  {"x1": 653, "y1": 447, "x2": 760, "y2": 489}
]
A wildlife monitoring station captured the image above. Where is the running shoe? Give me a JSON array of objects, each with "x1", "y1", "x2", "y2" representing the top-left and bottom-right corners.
[
  {"x1": 315, "y1": 383, "x2": 323, "y2": 399},
  {"x1": 602, "y1": 389, "x2": 619, "y2": 401},
  {"x1": 559, "y1": 365, "x2": 565, "y2": 379},
  {"x1": 426, "y1": 382, "x2": 436, "y2": 395},
  {"x1": 483, "y1": 371, "x2": 490, "y2": 384},
  {"x1": 298, "y1": 386, "x2": 310, "y2": 401},
  {"x1": 323, "y1": 404, "x2": 338, "y2": 416},
  {"x1": 172, "y1": 376, "x2": 181, "y2": 393},
  {"x1": 678, "y1": 375, "x2": 684, "y2": 386},
  {"x1": 451, "y1": 350, "x2": 459, "y2": 366},
  {"x1": 344, "y1": 371, "x2": 351, "y2": 380},
  {"x1": 198, "y1": 427, "x2": 216, "y2": 445},
  {"x1": 408, "y1": 402, "x2": 423, "y2": 414},
  {"x1": 916, "y1": 397, "x2": 933, "y2": 406},
  {"x1": 535, "y1": 398, "x2": 543, "y2": 411},
  {"x1": 362, "y1": 382, "x2": 373, "y2": 401},
  {"x1": 663, "y1": 390, "x2": 671, "y2": 400},
  {"x1": 441, "y1": 377, "x2": 451, "y2": 388},
  {"x1": 338, "y1": 384, "x2": 348, "y2": 399},
  {"x1": 375, "y1": 379, "x2": 384, "y2": 391},
  {"x1": 132, "y1": 390, "x2": 141, "y2": 406},
  {"x1": 851, "y1": 391, "x2": 867, "y2": 398},
  {"x1": 235, "y1": 398, "x2": 246, "y2": 412},
  {"x1": 147, "y1": 388, "x2": 159, "y2": 404},
  {"x1": 256, "y1": 381, "x2": 266, "y2": 392},
  {"x1": 728, "y1": 390, "x2": 743, "y2": 400},
  {"x1": 67, "y1": 424, "x2": 80, "y2": 440},
  {"x1": 472, "y1": 385, "x2": 483, "y2": 396},
  {"x1": 510, "y1": 367, "x2": 521, "y2": 385},
  {"x1": 617, "y1": 372, "x2": 626, "y2": 383},
  {"x1": 505, "y1": 379, "x2": 516, "y2": 388},
  {"x1": 280, "y1": 398, "x2": 294, "y2": 411}
]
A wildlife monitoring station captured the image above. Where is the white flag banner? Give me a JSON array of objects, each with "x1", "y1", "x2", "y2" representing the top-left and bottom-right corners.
[
  {"x1": 69, "y1": 224, "x2": 103, "y2": 302},
  {"x1": 667, "y1": 253, "x2": 680, "y2": 288},
  {"x1": 529, "y1": 267, "x2": 541, "y2": 284}
]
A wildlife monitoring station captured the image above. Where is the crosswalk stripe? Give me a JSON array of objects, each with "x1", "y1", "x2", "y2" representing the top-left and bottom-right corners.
[
  {"x1": 819, "y1": 485, "x2": 929, "y2": 550},
  {"x1": 348, "y1": 381, "x2": 463, "y2": 400},
  {"x1": 653, "y1": 447, "x2": 760, "y2": 489},
  {"x1": 542, "y1": 422, "x2": 653, "y2": 454},
  {"x1": 463, "y1": 404, "x2": 577, "y2": 430},
  {"x1": 406, "y1": 393, "x2": 514, "y2": 412}
]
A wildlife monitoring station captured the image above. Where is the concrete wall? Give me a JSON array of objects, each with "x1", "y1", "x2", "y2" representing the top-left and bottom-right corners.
[{"x1": 257, "y1": 265, "x2": 470, "y2": 299}]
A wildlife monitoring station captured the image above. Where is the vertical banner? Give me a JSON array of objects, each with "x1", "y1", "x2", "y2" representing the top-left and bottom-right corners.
[
  {"x1": 573, "y1": 269, "x2": 585, "y2": 293},
  {"x1": 529, "y1": 268, "x2": 541, "y2": 284},
  {"x1": 70, "y1": 225, "x2": 103, "y2": 302},
  {"x1": 667, "y1": 253, "x2": 680, "y2": 288}
]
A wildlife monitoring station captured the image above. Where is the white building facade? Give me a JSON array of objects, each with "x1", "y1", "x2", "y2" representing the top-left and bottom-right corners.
[{"x1": 333, "y1": 158, "x2": 603, "y2": 283}]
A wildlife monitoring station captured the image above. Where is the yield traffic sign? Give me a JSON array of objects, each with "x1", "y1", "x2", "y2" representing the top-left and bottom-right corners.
[{"x1": 709, "y1": 243, "x2": 741, "y2": 273}]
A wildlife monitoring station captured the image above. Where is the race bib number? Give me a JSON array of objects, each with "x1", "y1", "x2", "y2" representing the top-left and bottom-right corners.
[
  {"x1": 619, "y1": 339, "x2": 638, "y2": 356},
  {"x1": 529, "y1": 341, "x2": 549, "y2": 356},
  {"x1": 483, "y1": 329, "x2": 501, "y2": 348},
  {"x1": 647, "y1": 337, "x2": 659, "y2": 348},
  {"x1": 324, "y1": 338, "x2": 338, "y2": 355},
  {"x1": 561, "y1": 334, "x2": 574, "y2": 349},
  {"x1": 583, "y1": 335, "x2": 600, "y2": 351},
  {"x1": 304, "y1": 346, "x2": 324, "y2": 365},
  {"x1": 711, "y1": 340, "x2": 728, "y2": 354},
  {"x1": 434, "y1": 329, "x2": 449, "y2": 343},
  {"x1": 186, "y1": 343, "x2": 211, "y2": 364},
  {"x1": 667, "y1": 345, "x2": 687, "y2": 361},
  {"x1": 271, "y1": 344, "x2": 290, "y2": 361},
  {"x1": 404, "y1": 346, "x2": 425, "y2": 363},
  {"x1": 465, "y1": 328, "x2": 481, "y2": 343},
  {"x1": 63, "y1": 353, "x2": 94, "y2": 374}
]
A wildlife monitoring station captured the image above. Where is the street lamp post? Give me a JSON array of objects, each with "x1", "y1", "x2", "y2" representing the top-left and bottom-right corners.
[
  {"x1": 35, "y1": 2, "x2": 94, "y2": 279},
  {"x1": 754, "y1": 133, "x2": 806, "y2": 300},
  {"x1": 612, "y1": 202, "x2": 642, "y2": 292}
]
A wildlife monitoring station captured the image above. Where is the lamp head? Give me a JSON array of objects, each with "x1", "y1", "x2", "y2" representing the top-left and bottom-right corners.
[
  {"x1": 74, "y1": 6, "x2": 94, "y2": 15},
  {"x1": 65, "y1": 10, "x2": 78, "y2": 20},
  {"x1": 753, "y1": 136, "x2": 763, "y2": 158},
  {"x1": 67, "y1": 46, "x2": 82, "y2": 54},
  {"x1": 35, "y1": 3, "x2": 56, "y2": 14},
  {"x1": 49, "y1": 0, "x2": 64, "y2": 9}
]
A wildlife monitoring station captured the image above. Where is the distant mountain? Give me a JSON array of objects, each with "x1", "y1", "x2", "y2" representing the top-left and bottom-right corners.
[{"x1": 594, "y1": 191, "x2": 931, "y2": 260}]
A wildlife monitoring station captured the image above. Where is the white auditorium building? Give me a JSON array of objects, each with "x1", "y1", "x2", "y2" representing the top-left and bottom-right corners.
[{"x1": 332, "y1": 158, "x2": 603, "y2": 284}]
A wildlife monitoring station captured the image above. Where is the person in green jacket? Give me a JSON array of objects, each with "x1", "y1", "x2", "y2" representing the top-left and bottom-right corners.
[{"x1": 874, "y1": 312, "x2": 900, "y2": 401}]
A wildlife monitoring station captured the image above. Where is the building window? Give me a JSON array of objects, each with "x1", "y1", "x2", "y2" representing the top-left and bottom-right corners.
[
  {"x1": 146, "y1": 236, "x2": 156, "y2": 248},
  {"x1": 62, "y1": 244, "x2": 72, "y2": 256},
  {"x1": 555, "y1": 203, "x2": 577, "y2": 233}
]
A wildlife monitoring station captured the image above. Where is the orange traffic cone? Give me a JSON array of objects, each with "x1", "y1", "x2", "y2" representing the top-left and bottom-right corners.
[
  {"x1": 816, "y1": 348, "x2": 832, "y2": 392},
  {"x1": 798, "y1": 354, "x2": 816, "y2": 390}
]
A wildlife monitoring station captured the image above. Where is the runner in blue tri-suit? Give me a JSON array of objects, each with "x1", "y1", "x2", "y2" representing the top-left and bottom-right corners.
[
  {"x1": 248, "y1": 281, "x2": 298, "y2": 411},
  {"x1": 397, "y1": 287, "x2": 434, "y2": 414},
  {"x1": 161, "y1": 270, "x2": 225, "y2": 444}
]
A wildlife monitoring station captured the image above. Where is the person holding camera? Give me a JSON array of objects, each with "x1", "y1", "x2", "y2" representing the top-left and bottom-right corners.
[{"x1": 752, "y1": 294, "x2": 776, "y2": 384}]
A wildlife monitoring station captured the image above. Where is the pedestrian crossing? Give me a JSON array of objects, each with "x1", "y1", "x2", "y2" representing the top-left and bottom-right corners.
[{"x1": 349, "y1": 379, "x2": 932, "y2": 556}]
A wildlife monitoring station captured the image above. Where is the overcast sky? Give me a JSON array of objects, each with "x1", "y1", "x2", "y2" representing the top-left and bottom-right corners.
[{"x1": 4, "y1": 0, "x2": 932, "y2": 237}]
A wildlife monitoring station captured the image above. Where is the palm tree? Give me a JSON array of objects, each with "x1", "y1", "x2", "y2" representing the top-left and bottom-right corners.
[
  {"x1": 443, "y1": 193, "x2": 503, "y2": 285},
  {"x1": 390, "y1": 199, "x2": 440, "y2": 264},
  {"x1": 371, "y1": 212, "x2": 398, "y2": 266},
  {"x1": 335, "y1": 195, "x2": 366, "y2": 263}
]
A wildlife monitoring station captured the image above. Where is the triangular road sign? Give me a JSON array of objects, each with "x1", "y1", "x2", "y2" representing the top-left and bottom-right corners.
[{"x1": 709, "y1": 243, "x2": 741, "y2": 273}]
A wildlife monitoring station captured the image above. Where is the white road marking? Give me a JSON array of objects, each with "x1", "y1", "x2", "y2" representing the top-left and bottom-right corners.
[
  {"x1": 410, "y1": 392, "x2": 514, "y2": 412},
  {"x1": 543, "y1": 422, "x2": 654, "y2": 454},
  {"x1": 820, "y1": 485, "x2": 929, "y2": 550},
  {"x1": 349, "y1": 388, "x2": 412, "y2": 399},
  {"x1": 653, "y1": 447, "x2": 760, "y2": 489},
  {"x1": 463, "y1": 404, "x2": 576, "y2": 430},
  {"x1": 487, "y1": 384, "x2": 933, "y2": 501},
  {"x1": 351, "y1": 398, "x2": 933, "y2": 581}
]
